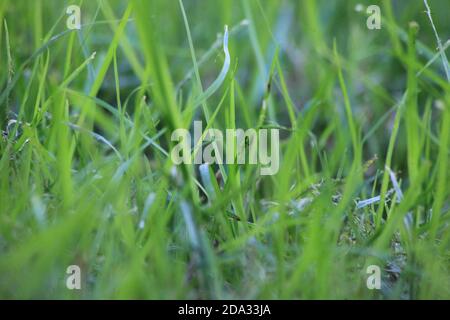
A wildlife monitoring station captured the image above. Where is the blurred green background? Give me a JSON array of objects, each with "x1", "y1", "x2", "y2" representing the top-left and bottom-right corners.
[{"x1": 0, "y1": 0, "x2": 448, "y2": 299}]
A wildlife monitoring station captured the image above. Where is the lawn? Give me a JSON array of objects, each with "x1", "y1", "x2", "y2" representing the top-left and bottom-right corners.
[{"x1": 0, "y1": 0, "x2": 449, "y2": 299}]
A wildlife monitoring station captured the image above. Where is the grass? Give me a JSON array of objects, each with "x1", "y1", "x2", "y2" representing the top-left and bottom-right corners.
[{"x1": 0, "y1": 0, "x2": 449, "y2": 299}]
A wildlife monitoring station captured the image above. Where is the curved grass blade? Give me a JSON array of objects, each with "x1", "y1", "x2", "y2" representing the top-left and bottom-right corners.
[{"x1": 191, "y1": 25, "x2": 230, "y2": 110}]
